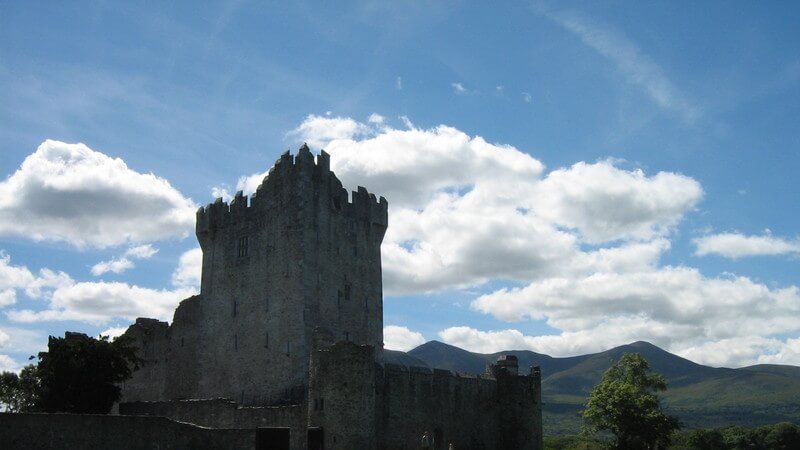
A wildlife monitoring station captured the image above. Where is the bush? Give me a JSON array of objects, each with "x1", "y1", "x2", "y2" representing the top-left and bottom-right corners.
[
  {"x1": 544, "y1": 435, "x2": 609, "y2": 450},
  {"x1": 668, "y1": 422, "x2": 800, "y2": 450}
]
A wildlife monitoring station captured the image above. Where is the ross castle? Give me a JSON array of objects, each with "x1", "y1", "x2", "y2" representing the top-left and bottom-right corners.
[{"x1": 117, "y1": 145, "x2": 543, "y2": 450}]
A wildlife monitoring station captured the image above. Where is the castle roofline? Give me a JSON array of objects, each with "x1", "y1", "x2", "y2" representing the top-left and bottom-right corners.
[{"x1": 195, "y1": 146, "x2": 388, "y2": 243}]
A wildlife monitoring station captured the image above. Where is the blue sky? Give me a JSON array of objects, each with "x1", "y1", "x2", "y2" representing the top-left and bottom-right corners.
[{"x1": 1, "y1": 1, "x2": 799, "y2": 369}]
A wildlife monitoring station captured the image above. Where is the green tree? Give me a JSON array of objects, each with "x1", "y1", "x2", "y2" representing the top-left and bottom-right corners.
[
  {"x1": 544, "y1": 435, "x2": 610, "y2": 450},
  {"x1": 583, "y1": 353, "x2": 680, "y2": 450},
  {"x1": 36, "y1": 332, "x2": 140, "y2": 413},
  {"x1": 718, "y1": 426, "x2": 755, "y2": 450},
  {"x1": 760, "y1": 422, "x2": 800, "y2": 450},
  {"x1": 0, "y1": 365, "x2": 40, "y2": 412},
  {"x1": 0, "y1": 371, "x2": 21, "y2": 411},
  {"x1": 672, "y1": 428, "x2": 727, "y2": 450}
]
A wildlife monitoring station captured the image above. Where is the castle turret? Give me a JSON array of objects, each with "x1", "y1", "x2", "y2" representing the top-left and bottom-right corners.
[
  {"x1": 491, "y1": 357, "x2": 543, "y2": 450},
  {"x1": 493, "y1": 354, "x2": 519, "y2": 376},
  {"x1": 190, "y1": 146, "x2": 388, "y2": 404}
]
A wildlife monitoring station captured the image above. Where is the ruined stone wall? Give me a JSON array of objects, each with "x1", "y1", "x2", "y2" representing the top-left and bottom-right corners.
[
  {"x1": 120, "y1": 399, "x2": 306, "y2": 449},
  {"x1": 0, "y1": 413, "x2": 255, "y2": 450},
  {"x1": 120, "y1": 147, "x2": 388, "y2": 407},
  {"x1": 119, "y1": 398, "x2": 302, "y2": 429},
  {"x1": 376, "y1": 364, "x2": 499, "y2": 450},
  {"x1": 308, "y1": 342, "x2": 543, "y2": 450},
  {"x1": 377, "y1": 362, "x2": 542, "y2": 450},
  {"x1": 118, "y1": 317, "x2": 171, "y2": 402},
  {"x1": 118, "y1": 297, "x2": 205, "y2": 403},
  {"x1": 165, "y1": 296, "x2": 204, "y2": 399},
  {"x1": 307, "y1": 342, "x2": 378, "y2": 450},
  {"x1": 492, "y1": 365, "x2": 543, "y2": 450}
]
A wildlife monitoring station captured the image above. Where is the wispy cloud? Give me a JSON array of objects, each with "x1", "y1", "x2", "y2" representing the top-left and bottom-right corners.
[
  {"x1": 91, "y1": 244, "x2": 159, "y2": 276},
  {"x1": 543, "y1": 9, "x2": 700, "y2": 123},
  {"x1": 694, "y1": 231, "x2": 800, "y2": 259},
  {"x1": 451, "y1": 82, "x2": 468, "y2": 95}
]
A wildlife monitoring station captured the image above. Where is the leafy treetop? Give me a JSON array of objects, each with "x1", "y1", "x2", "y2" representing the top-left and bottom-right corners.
[
  {"x1": 583, "y1": 353, "x2": 681, "y2": 450},
  {"x1": 34, "y1": 331, "x2": 140, "y2": 414}
]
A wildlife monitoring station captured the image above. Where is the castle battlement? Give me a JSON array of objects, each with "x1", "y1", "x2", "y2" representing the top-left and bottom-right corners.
[{"x1": 195, "y1": 145, "x2": 387, "y2": 244}]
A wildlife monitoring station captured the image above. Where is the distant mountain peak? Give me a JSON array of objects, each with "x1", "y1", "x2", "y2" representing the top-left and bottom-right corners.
[
  {"x1": 411, "y1": 340, "x2": 471, "y2": 352},
  {"x1": 627, "y1": 340, "x2": 661, "y2": 349},
  {"x1": 417, "y1": 339, "x2": 451, "y2": 347}
]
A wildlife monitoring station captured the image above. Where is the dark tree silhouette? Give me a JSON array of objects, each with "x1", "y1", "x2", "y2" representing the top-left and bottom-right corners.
[
  {"x1": 0, "y1": 365, "x2": 39, "y2": 412},
  {"x1": 682, "y1": 428, "x2": 726, "y2": 450},
  {"x1": 583, "y1": 353, "x2": 680, "y2": 449},
  {"x1": 36, "y1": 332, "x2": 140, "y2": 413}
]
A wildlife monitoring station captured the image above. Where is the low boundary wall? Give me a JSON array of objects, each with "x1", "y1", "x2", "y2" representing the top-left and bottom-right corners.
[{"x1": 0, "y1": 412, "x2": 256, "y2": 450}]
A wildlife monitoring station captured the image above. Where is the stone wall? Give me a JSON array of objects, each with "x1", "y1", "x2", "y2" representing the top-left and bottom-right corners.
[
  {"x1": 0, "y1": 413, "x2": 255, "y2": 450},
  {"x1": 308, "y1": 341, "x2": 378, "y2": 449},
  {"x1": 308, "y1": 342, "x2": 543, "y2": 450},
  {"x1": 120, "y1": 398, "x2": 305, "y2": 448},
  {"x1": 376, "y1": 362, "x2": 542, "y2": 450},
  {"x1": 377, "y1": 364, "x2": 499, "y2": 450}
]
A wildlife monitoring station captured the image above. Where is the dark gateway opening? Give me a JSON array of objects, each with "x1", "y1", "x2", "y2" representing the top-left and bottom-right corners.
[
  {"x1": 256, "y1": 427, "x2": 290, "y2": 450},
  {"x1": 308, "y1": 427, "x2": 324, "y2": 450}
]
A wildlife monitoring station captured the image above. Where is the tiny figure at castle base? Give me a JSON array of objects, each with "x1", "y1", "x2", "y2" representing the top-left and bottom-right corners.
[{"x1": 421, "y1": 431, "x2": 433, "y2": 449}]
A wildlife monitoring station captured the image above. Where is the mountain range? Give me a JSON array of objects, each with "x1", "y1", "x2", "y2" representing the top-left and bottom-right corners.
[{"x1": 385, "y1": 341, "x2": 800, "y2": 435}]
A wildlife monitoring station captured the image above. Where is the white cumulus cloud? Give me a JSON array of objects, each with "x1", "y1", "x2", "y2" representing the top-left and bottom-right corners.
[
  {"x1": 0, "y1": 328, "x2": 9, "y2": 348},
  {"x1": 100, "y1": 326, "x2": 129, "y2": 340},
  {"x1": 5, "y1": 245, "x2": 199, "y2": 326},
  {"x1": 172, "y1": 247, "x2": 203, "y2": 289},
  {"x1": 91, "y1": 244, "x2": 159, "y2": 276},
  {"x1": 467, "y1": 266, "x2": 800, "y2": 366},
  {"x1": 0, "y1": 140, "x2": 196, "y2": 248},
  {"x1": 0, "y1": 326, "x2": 47, "y2": 358},
  {"x1": 7, "y1": 281, "x2": 195, "y2": 325},
  {"x1": 384, "y1": 325, "x2": 426, "y2": 351},
  {"x1": 757, "y1": 337, "x2": 800, "y2": 366},
  {"x1": 0, "y1": 251, "x2": 69, "y2": 308},
  {"x1": 0, "y1": 354, "x2": 19, "y2": 372},
  {"x1": 125, "y1": 244, "x2": 159, "y2": 259},
  {"x1": 368, "y1": 113, "x2": 385, "y2": 124},
  {"x1": 0, "y1": 252, "x2": 34, "y2": 307},
  {"x1": 694, "y1": 232, "x2": 800, "y2": 259},
  {"x1": 91, "y1": 258, "x2": 135, "y2": 276},
  {"x1": 287, "y1": 115, "x2": 371, "y2": 149},
  {"x1": 532, "y1": 161, "x2": 702, "y2": 243}
]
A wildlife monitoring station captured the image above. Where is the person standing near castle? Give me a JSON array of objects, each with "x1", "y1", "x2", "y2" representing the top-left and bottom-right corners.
[{"x1": 421, "y1": 431, "x2": 433, "y2": 449}]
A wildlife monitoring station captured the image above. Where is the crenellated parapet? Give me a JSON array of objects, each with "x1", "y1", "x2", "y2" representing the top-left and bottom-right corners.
[
  {"x1": 490, "y1": 355, "x2": 543, "y2": 450},
  {"x1": 195, "y1": 145, "x2": 388, "y2": 249}
]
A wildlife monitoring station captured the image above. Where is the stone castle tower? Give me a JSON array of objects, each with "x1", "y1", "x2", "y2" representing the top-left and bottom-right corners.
[
  {"x1": 119, "y1": 146, "x2": 542, "y2": 450},
  {"x1": 122, "y1": 145, "x2": 388, "y2": 405}
]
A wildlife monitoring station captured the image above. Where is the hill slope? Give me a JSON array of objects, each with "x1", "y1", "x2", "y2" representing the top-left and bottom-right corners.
[
  {"x1": 383, "y1": 349, "x2": 430, "y2": 368},
  {"x1": 403, "y1": 340, "x2": 800, "y2": 434}
]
